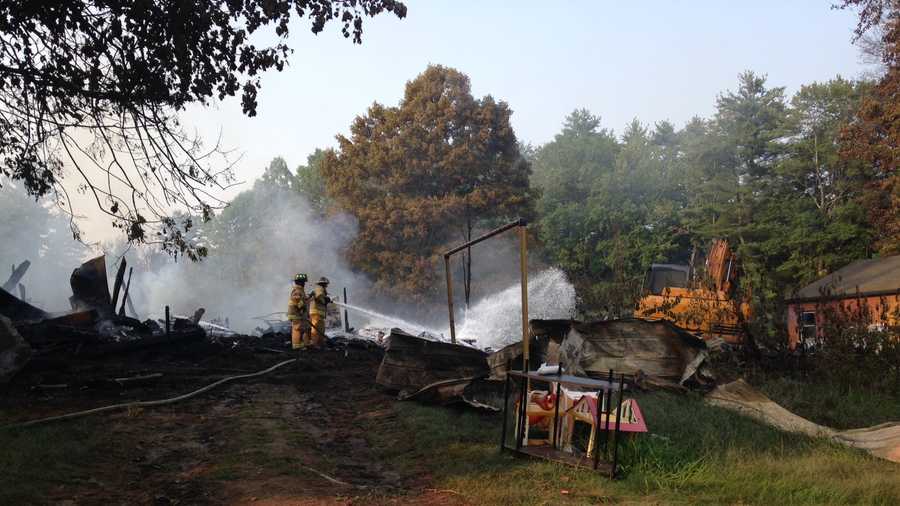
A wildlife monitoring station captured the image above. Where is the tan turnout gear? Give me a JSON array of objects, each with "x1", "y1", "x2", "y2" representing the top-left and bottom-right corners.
[
  {"x1": 309, "y1": 284, "x2": 330, "y2": 348},
  {"x1": 288, "y1": 284, "x2": 311, "y2": 349}
]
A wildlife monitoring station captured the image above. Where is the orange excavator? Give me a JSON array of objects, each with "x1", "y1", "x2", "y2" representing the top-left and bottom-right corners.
[{"x1": 636, "y1": 239, "x2": 751, "y2": 345}]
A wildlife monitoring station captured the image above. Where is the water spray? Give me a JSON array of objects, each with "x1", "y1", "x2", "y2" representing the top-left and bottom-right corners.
[{"x1": 332, "y1": 300, "x2": 439, "y2": 337}]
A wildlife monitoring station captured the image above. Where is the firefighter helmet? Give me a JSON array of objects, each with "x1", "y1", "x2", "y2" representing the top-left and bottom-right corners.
[
  {"x1": 317, "y1": 276, "x2": 330, "y2": 286},
  {"x1": 294, "y1": 273, "x2": 308, "y2": 284}
]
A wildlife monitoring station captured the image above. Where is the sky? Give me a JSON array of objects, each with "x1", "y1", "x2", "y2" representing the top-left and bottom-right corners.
[{"x1": 81, "y1": 0, "x2": 870, "y2": 242}]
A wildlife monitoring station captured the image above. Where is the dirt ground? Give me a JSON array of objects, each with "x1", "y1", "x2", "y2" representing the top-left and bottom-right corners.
[{"x1": 1, "y1": 336, "x2": 466, "y2": 505}]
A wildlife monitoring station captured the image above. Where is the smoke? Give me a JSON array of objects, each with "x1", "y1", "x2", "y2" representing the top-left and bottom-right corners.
[
  {"x1": 2, "y1": 176, "x2": 577, "y2": 343},
  {"x1": 0, "y1": 181, "x2": 91, "y2": 309},
  {"x1": 127, "y1": 182, "x2": 370, "y2": 333},
  {"x1": 447, "y1": 267, "x2": 576, "y2": 350}
]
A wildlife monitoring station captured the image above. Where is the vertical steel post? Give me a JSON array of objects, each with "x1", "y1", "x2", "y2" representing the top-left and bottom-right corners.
[
  {"x1": 552, "y1": 380, "x2": 562, "y2": 449},
  {"x1": 165, "y1": 305, "x2": 170, "y2": 336},
  {"x1": 500, "y1": 362, "x2": 511, "y2": 451},
  {"x1": 444, "y1": 255, "x2": 456, "y2": 344},
  {"x1": 603, "y1": 369, "x2": 613, "y2": 456},
  {"x1": 515, "y1": 373, "x2": 528, "y2": 451},
  {"x1": 519, "y1": 225, "x2": 529, "y2": 366},
  {"x1": 611, "y1": 373, "x2": 625, "y2": 479},
  {"x1": 593, "y1": 386, "x2": 603, "y2": 470},
  {"x1": 343, "y1": 287, "x2": 350, "y2": 333}
]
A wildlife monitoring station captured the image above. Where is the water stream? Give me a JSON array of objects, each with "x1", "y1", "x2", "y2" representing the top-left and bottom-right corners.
[
  {"x1": 332, "y1": 301, "x2": 441, "y2": 337},
  {"x1": 334, "y1": 268, "x2": 576, "y2": 351}
]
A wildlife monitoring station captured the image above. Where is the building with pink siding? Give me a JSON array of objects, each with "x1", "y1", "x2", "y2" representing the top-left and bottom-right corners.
[{"x1": 786, "y1": 255, "x2": 900, "y2": 350}]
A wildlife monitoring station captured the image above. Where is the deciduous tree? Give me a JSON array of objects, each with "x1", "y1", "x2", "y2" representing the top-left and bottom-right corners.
[
  {"x1": 839, "y1": 0, "x2": 900, "y2": 254},
  {"x1": 322, "y1": 65, "x2": 535, "y2": 300},
  {"x1": 0, "y1": 0, "x2": 406, "y2": 257}
]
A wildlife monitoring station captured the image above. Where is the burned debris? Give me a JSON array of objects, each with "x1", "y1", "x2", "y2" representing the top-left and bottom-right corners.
[
  {"x1": 375, "y1": 316, "x2": 716, "y2": 415},
  {"x1": 0, "y1": 255, "x2": 210, "y2": 383},
  {"x1": 2, "y1": 260, "x2": 31, "y2": 294},
  {"x1": 376, "y1": 328, "x2": 489, "y2": 395},
  {"x1": 0, "y1": 315, "x2": 31, "y2": 383}
]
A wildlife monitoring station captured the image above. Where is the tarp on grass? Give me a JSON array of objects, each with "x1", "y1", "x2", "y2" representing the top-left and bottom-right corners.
[{"x1": 707, "y1": 379, "x2": 900, "y2": 464}]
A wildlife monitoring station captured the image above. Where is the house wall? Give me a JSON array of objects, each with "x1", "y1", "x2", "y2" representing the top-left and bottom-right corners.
[{"x1": 787, "y1": 294, "x2": 900, "y2": 349}]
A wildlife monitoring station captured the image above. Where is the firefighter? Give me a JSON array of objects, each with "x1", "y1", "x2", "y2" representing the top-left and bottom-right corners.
[
  {"x1": 287, "y1": 273, "x2": 311, "y2": 350},
  {"x1": 308, "y1": 276, "x2": 332, "y2": 349}
]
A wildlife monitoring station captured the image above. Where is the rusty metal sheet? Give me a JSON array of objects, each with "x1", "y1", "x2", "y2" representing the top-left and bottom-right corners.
[
  {"x1": 558, "y1": 318, "x2": 712, "y2": 387},
  {"x1": 376, "y1": 329, "x2": 489, "y2": 394}
]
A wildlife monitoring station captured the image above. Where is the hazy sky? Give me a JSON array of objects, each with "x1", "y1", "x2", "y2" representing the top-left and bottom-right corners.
[{"x1": 83, "y1": 1, "x2": 870, "y2": 241}]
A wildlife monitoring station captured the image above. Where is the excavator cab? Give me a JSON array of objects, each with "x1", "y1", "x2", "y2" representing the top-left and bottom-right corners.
[
  {"x1": 636, "y1": 240, "x2": 751, "y2": 345},
  {"x1": 643, "y1": 264, "x2": 690, "y2": 295}
]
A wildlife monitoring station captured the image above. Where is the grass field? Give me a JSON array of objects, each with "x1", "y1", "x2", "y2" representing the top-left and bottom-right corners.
[
  {"x1": 368, "y1": 390, "x2": 900, "y2": 505},
  {"x1": 0, "y1": 419, "x2": 103, "y2": 505},
  {"x1": 753, "y1": 375, "x2": 900, "y2": 430},
  {"x1": 3, "y1": 374, "x2": 898, "y2": 505}
]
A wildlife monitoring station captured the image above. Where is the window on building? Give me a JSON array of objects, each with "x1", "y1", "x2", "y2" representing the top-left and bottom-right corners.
[{"x1": 800, "y1": 311, "x2": 817, "y2": 346}]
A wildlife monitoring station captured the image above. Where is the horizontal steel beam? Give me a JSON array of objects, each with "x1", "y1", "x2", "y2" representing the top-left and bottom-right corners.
[{"x1": 443, "y1": 218, "x2": 526, "y2": 257}]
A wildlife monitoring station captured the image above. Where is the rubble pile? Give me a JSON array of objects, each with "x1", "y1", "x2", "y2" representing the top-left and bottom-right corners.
[
  {"x1": 0, "y1": 255, "x2": 209, "y2": 382},
  {"x1": 375, "y1": 318, "x2": 715, "y2": 411}
]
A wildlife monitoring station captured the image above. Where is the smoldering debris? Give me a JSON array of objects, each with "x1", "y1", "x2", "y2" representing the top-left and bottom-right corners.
[
  {"x1": 378, "y1": 317, "x2": 715, "y2": 411},
  {"x1": 0, "y1": 315, "x2": 31, "y2": 383},
  {"x1": 0, "y1": 255, "x2": 213, "y2": 382},
  {"x1": 376, "y1": 328, "x2": 490, "y2": 395},
  {"x1": 2, "y1": 260, "x2": 30, "y2": 293}
]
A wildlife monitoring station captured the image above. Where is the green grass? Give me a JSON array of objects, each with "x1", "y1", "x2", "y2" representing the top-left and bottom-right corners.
[
  {"x1": 752, "y1": 375, "x2": 900, "y2": 430},
  {"x1": 0, "y1": 420, "x2": 103, "y2": 505},
  {"x1": 368, "y1": 392, "x2": 900, "y2": 505}
]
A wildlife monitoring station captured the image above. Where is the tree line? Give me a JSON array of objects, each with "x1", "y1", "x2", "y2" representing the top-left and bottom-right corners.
[
  {"x1": 243, "y1": 61, "x2": 890, "y2": 346},
  {"x1": 5, "y1": 0, "x2": 894, "y2": 347}
]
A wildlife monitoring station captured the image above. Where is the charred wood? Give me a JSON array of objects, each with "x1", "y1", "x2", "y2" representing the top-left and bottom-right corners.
[{"x1": 2, "y1": 260, "x2": 30, "y2": 293}]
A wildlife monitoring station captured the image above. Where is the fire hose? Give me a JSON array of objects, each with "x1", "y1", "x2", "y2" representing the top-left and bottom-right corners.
[{"x1": 2, "y1": 358, "x2": 297, "y2": 430}]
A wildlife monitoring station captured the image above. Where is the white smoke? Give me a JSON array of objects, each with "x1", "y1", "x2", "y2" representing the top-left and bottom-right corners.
[
  {"x1": 448, "y1": 267, "x2": 576, "y2": 350},
  {"x1": 3, "y1": 177, "x2": 578, "y2": 343},
  {"x1": 0, "y1": 181, "x2": 91, "y2": 310},
  {"x1": 127, "y1": 182, "x2": 370, "y2": 333}
]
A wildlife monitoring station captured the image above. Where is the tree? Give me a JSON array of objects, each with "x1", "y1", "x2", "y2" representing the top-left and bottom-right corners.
[
  {"x1": 261, "y1": 157, "x2": 295, "y2": 190},
  {"x1": 322, "y1": 65, "x2": 535, "y2": 301},
  {"x1": 839, "y1": 0, "x2": 900, "y2": 254},
  {"x1": 775, "y1": 78, "x2": 873, "y2": 283},
  {"x1": 683, "y1": 72, "x2": 788, "y2": 248},
  {"x1": 531, "y1": 109, "x2": 618, "y2": 208},
  {"x1": 673, "y1": 72, "x2": 792, "y2": 348},
  {"x1": 0, "y1": 0, "x2": 406, "y2": 257},
  {"x1": 533, "y1": 111, "x2": 687, "y2": 316},
  {"x1": 295, "y1": 149, "x2": 329, "y2": 214}
]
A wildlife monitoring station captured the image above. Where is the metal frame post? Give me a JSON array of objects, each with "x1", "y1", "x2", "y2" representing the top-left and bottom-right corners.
[
  {"x1": 519, "y1": 225, "x2": 529, "y2": 367},
  {"x1": 551, "y1": 362, "x2": 563, "y2": 449},
  {"x1": 611, "y1": 373, "x2": 625, "y2": 479},
  {"x1": 515, "y1": 372, "x2": 528, "y2": 450},
  {"x1": 500, "y1": 360, "x2": 511, "y2": 451},
  {"x1": 444, "y1": 255, "x2": 456, "y2": 343},
  {"x1": 343, "y1": 287, "x2": 350, "y2": 333},
  {"x1": 442, "y1": 218, "x2": 527, "y2": 347},
  {"x1": 592, "y1": 385, "x2": 603, "y2": 470},
  {"x1": 602, "y1": 369, "x2": 613, "y2": 455}
]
